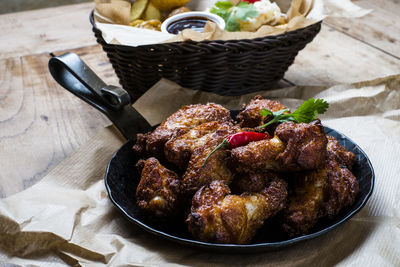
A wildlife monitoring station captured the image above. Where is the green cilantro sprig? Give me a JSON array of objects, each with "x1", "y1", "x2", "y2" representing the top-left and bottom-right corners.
[
  {"x1": 210, "y1": 1, "x2": 259, "y2": 32},
  {"x1": 259, "y1": 98, "x2": 329, "y2": 128}
]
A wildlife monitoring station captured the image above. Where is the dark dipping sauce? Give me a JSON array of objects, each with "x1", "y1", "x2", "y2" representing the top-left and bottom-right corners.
[{"x1": 167, "y1": 17, "x2": 209, "y2": 34}]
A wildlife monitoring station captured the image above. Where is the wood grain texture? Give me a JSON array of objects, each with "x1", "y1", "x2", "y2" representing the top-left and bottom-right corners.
[
  {"x1": 55, "y1": 45, "x2": 121, "y2": 86},
  {"x1": 324, "y1": 0, "x2": 400, "y2": 57},
  {"x1": 0, "y1": 0, "x2": 91, "y2": 15},
  {"x1": 1, "y1": 1, "x2": 400, "y2": 198},
  {"x1": 0, "y1": 47, "x2": 117, "y2": 197},
  {"x1": 284, "y1": 24, "x2": 400, "y2": 86},
  {"x1": 0, "y1": 2, "x2": 96, "y2": 60}
]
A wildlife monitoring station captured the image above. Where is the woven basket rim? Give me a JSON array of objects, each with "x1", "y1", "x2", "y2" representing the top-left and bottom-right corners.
[{"x1": 90, "y1": 10, "x2": 322, "y2": 49}]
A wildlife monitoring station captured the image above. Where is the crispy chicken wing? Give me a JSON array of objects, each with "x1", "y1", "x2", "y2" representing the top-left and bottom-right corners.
[
  {"x1": 231, "y1": 171, "x2": 282, "y2": 194},
  {"x1": 326, "y1": 135, "x2": 356, "y2": 169},
  {"x1": 145, "y1": 103, "x2": 232, "y2": 158},
  {"x1": 231, "y1": 120, "x2": 327, "y2": 172},
  {"x1": 187, "y1": 179, "x2": 287, "y2": 244},
  {"x1": 164, "y1": 121, "x2": 235, "y2": 170},
  {"x1": 282, "y1": 168, "x2": 327, "y2": 236},
  {"x1": 275, "y1": 119, "x2": 328, "y2": 171},
  {"x1": 132, "y1": 132, "x2": 151, "y2": 158},
  {"x1": 283, "y1": 136, "x2": 358, "y2": 236},
  {"x1": 136, "y1": 157, "x2": 181, "y2": 218},
  {"x1": 237, "y1": 95, "x2": 288, "y2": 128},
  {"x1": 324, "y1": 137, "x2": 358, "y2": 218},
  {"x1": 180, "y1": 124, "x2": 241, "y2": 196},
  {"x1": 231, "y1": 135, "x2": 285, "y2": 172}
]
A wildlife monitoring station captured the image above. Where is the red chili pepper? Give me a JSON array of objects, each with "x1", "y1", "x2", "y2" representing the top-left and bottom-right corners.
[
  {"x1": 240, "y1": 0, "x2": 261, "y2": 3},
  {"x1": 202, "y1": 131, "x2": 269, "y2": 167}
]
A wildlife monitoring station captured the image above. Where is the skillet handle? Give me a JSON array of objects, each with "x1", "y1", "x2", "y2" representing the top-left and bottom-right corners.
[{"x1": 48, "y1": 52, "x2": 152, "y2": 139}]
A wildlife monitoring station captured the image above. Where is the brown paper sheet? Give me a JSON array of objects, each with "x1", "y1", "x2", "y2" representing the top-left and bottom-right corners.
[
  {"x1": 94, "y1": 0, "x2": 371, "y2": 46},
  {"x1": 1, "y1": 76, "x2": 400, "y2": 266},
  {"x1": 95, "y1": 0, "x2": 131, "y2": 25},
  {"x1": 166, "y1": 16, "x2": 314, "y2": 43},
  {"x1": 167, "y1": 0, "x2": 317, "y2": 42}
]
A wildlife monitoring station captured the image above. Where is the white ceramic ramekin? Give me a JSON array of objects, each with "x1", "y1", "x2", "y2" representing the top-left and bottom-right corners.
[{"x1": 161, "y1": 11, "x2": 225, "y2": 34}]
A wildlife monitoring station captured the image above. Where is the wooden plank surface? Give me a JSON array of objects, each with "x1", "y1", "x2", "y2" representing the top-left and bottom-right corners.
[
  {"x1": 0, "y1": 0, "x2": 91, "y2": 15},
  {"x1": 324, "y1": 0, "x2": 400, "y2": 57},
  {"x1": 0, "y1": 46, "x2": 116, "y2": 197},
  {"x1": 1, "y1": 1, "x2": 400, "y2": 197},
  {"x1": 284, "y1": 24, "x2": 400, "y2": 86},
  {"x1": 0, "y1": 2, "x2": 95, "y2": 60}
]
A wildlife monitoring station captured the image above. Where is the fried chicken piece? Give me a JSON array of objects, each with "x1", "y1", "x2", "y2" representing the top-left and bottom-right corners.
[
  {"x1": 275, "y1": 119, "x2": 328, "y2": 171},
  {"x1": 180, "y1": 124, "x2": 241, "y2": 196},
  {"x1": 324, "y1": 158, "x2": 358, "y2": 218},
  {"x1": 326, "y1": 135, "x2": 356, "y2": 169},
  {"x1": 145, "y1": 103, "x2": 232, "y2": 158},
  {"x1": 231, "y1": 171, "x2": 282, "y2": 194},
  {"x1": 136, "y1": 157, "x2": 181, "y2": 218},
  {"x1": 132, "y1": 132, "x2": 151, "y2": 158},
  {"x1": 164, "y1": 121, "x2": 234, "y2": 170},
  {"x1": 283, "y1": 138, "x2": 358, "y2": 236},
  {"x1": 324, "y1": 137, "x2": 358, "y2": 218},
  {"x1": 231, "y1": 120, "x2": 327, "y2": 173},
  {"x1": 231, "y1": 135, "x2": 286, "y2": 172},
  {"x1": 282, "y1": 168, "x2": 327, "y2": 236},
  {"x1": 187, "y1": 179, "x2": 287, "y2": 244},
  {"x1": 237, "y1": 95, "x2": 288, "y2": 128}
]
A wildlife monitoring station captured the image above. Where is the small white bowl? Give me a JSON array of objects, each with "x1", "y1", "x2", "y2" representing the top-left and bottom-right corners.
[{"x1": 161, "y1": 11, "x2": 225, "y2": 34}]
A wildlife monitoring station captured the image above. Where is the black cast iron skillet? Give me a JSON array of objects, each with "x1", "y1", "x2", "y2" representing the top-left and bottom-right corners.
[{"x1": 48, "y1": 53, "x2": 375, "y2": 253}]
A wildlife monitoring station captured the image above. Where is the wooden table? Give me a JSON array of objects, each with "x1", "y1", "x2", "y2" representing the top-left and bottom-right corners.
[{"x1": 0, "y1": 1, "x2": 399, "y2": 198}]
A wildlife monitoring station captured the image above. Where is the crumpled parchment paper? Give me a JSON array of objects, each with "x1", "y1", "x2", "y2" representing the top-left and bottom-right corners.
[
  {"x1": 1, "y1": 75, "x2": 400, "y2": 266},
  {"x1": 94, "y1": 0, "x2": 371, "y2": 46}
]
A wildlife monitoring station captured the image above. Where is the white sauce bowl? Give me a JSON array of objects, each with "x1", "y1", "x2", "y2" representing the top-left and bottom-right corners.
[{"x1": 161, "y1": 11, "x2": 226, "y2": 34}]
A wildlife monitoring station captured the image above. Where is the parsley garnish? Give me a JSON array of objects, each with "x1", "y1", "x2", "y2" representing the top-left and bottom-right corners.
[
  {"x1": 210, "y1": 1, "x2": 259, "y2": 32},
  {"x1": 259, "y1": 98, "x2": 329, "y2": 128}
]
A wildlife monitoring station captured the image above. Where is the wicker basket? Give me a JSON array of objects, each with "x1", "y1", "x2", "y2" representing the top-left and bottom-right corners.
[{"x1": 90, "y1": 12, "x2": 321, "y2": 101}]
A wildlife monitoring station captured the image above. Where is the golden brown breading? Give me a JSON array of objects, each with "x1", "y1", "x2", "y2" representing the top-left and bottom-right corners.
[
  {"x1": 187, "y1": 179, "x2": 287, "y2": 244},
  {"x1": 324, "y1": 154, "x2": 359, "y2": 218},
  {"x1": 132, "y1": 132, "x2": 151, "y2": 158},
  {"x1": 231, "y1": 171, "x2": 282, "y2": 194},
  {"x1": 231, "y1": 135, "x2": 286, "y2": 172},
  {"x1": 164, "y1": 121, "x2": 234, "y2": 170},
  {"x1": 237, "y1": 95, "x2": 288, "y2": 128},
  {"x1": 327, "y1": 136, "x2": 356, "y2": 169},
  {"x1": 231, "y1": 120, "x2": 327, "y2": 173},
  {"x1": 180, "y1": 124, "x2": 241, "y2": 196},
  {"x1": 145, "y1": 103, "x2": 232, "y2": 158},
  {"x1": 282, "y1": 141, "x2": 358, "y2": 236},
  {"x1": 136, "y1": 157, "x2": 181, "y2": 218},
  {"x1": 275, "y1": 119, "x2": 328, "y2": 171},
  {"x1": 282, "y1": 168, "x2": 327, "y2": 236}
]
